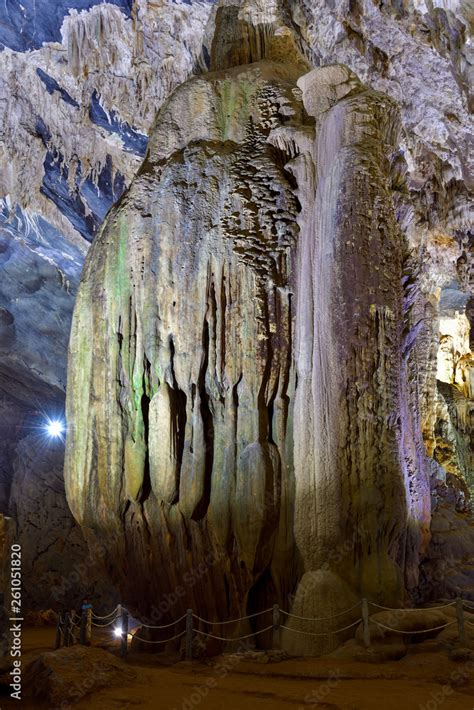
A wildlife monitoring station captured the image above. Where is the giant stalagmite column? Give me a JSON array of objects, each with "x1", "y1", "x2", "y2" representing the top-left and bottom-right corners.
[
  {"x1": 65, "y1": 21, "x2": 430, "y2": 653},
  {"x1": 65, "y1": 39, "x2": 310, "y2": 634}
]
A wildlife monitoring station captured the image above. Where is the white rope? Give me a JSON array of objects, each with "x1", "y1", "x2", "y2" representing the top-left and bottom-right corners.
[
  {"x1": 192, "y1": 608, "x2": 273, "y2": 626},
  {"x1": 131, "y1": 629, "x2": 187, "y2": 644},
  {"x1": 64, "y1": 599, "x2": 467, "y2": 646},
  {"x1": 139, "y1": 613, "x2": 188, "y2": 630},
  {"x1": 280, "y1": 603, "x2": 361, "y2": 622},
  {"x1": 464, "y1": 620, "x2": 474, "y2": 627},
  {"x1": 92, "y1": 607, "x2": 119, "y2": 619},
  {"x1": 280, "y1": 619, "x2": 362, "y2": 637},
  {"x1": 92, "y1": 616, "x2": 118, "y2": 628},
  {"x1": 368, "y1": 601, "x2": 456, "y2": 612},
  {"x1": 371, "y1": 620, "x2": 456, "y2": 634},
  {"x1": 193, "y1": 625, "x2": 274, "y2": 642}
]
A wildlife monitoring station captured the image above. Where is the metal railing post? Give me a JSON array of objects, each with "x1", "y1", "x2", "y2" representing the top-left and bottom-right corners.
[
  {"x1": 120, "y1": 605, "x2": 129, "y2": 658},
  {"x1": 185, "y1": 609, "x2": 193, "y2": 661},
  {"x1": 456, "y1": 597, "x2": 466, "y2": 646},
  {"x1": 361, "y1": 599, "x2": 371, "y2": 648},
  {"x1": 272, "y1": 604, "x2": 280, "y2": 650}
]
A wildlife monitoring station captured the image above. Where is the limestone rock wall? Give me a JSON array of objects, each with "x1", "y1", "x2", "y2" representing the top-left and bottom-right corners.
[
  {"x1": 1, "y1": 1, "x2": 471, "y2": 418},
  {"x1": 8, "y1": 435, "x2": 115, "y2": 611}
]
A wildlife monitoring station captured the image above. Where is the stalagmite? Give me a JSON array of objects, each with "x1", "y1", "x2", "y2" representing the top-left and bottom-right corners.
[
  {"x1": 64, "y1": 13, "x2": 436, "y2": 652},
  {"x1": 285, "y1": 66, "x2": 431, "y2": 653},
  {"x1": 65, "y1": 41, "x2": 309, "y2": 633}
]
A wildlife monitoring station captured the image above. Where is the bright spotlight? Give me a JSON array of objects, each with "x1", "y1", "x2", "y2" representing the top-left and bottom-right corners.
[
  {"x1": 114, "y1": 627, "x2": 122, "y2": 638},
  {"x1": 46, "y1": 420, "x2": 64, "y2": 438}
]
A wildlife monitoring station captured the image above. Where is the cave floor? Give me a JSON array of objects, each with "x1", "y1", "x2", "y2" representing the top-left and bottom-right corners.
[{"x1": 2, "y1": 627, "x2": 473, "y2": 709}]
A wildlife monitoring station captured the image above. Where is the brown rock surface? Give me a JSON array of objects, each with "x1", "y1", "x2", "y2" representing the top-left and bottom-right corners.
[
  {"x1": 24, "y1": 645, "x2": 135, "y2": 706},
  {"x1": 417, "y1": 500, "x2": 474, "y2": 602}
]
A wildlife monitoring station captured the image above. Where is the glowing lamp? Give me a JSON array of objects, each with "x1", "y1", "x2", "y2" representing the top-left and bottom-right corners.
[{"x1": 46, "y1": 420, "x2": 64, "y2": 438}]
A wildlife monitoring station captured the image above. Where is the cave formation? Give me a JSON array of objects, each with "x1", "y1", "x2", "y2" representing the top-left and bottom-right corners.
[
  {"x1": 0, "y1": 0, "x2": 472, "y2": 681},
  {"x1": 63, "y1": 12, "x2": 469, "y2": 656}
]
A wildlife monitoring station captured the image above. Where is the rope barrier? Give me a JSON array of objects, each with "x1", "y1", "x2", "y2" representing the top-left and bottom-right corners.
[
  {"x1": 192, "y1": 608, "x2": 273, "y2": 626},
  {"x1": 91, "y1": 616, "x2": 118, "y2": 628},
  {"x1": 139, "y1": 613, "x2": 188, "y2": 630},
  {"x1": 193, "y1": 625, "x2": 274, "y2": 642},
  {"x1": 280, "y1": 618, "x2": 362, "y2": 637},
  {"x1": 368, "y1": 601, "x2": 456, "y2": 612},
  {"x1": 281, "y1": 603, "x2": 361, "y2": 622},
  {"x1": 131, "y1": 629, "x2": 187, "y2": 644},
  {"x1": 92, "y1": 607, "x2": 119, "y2": 620},
  {"x1": 56, "y1": 597, "x2": 470, "y2": 654},
  {"x1": 370, "y1": 620, "x2": 456, "y2": 634}
]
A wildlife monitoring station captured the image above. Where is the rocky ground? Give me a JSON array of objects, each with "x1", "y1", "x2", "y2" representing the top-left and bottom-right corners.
[{"x1": 1, "y1": 625, "x2": 474, "y2": 709}]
